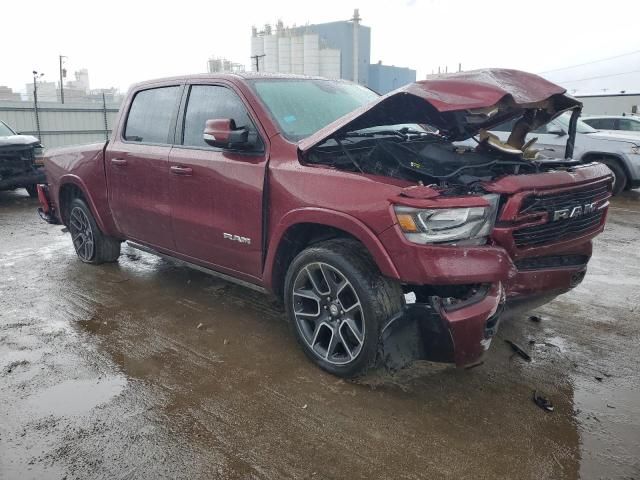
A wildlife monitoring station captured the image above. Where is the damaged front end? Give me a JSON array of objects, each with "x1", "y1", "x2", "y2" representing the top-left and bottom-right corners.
[
  {"x1": 381, "y1": 283, "x2": 504, "y2": 370},
  {"x1": 0, "y1": 130, "x2": 45, "y2": 192},
  {"x1": 299, "y1": 69, "x2": 583, "y2": 192},
  {"x1": 297, "y1": 69, "x2": 609, "y2": 370}
]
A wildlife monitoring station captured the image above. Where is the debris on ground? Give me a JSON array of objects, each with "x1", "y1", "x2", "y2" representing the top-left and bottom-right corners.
[
  {"x1": 505, "y1": 340, "x2": 532, "y2": 361},
  {"x1": 533, "y1": 391, "x2": 554, "y2": 412},
  {"x1": 595, "y1": 376, "x2": 603, "y2": 381},
  {"x1": 223, "y1": 339, "x2": 229, "y2": 345},
  {"x1": 302, "y1": 404, "x2": 308, "y2": 409},
  {"x1": 607, "y1": 404, "x2": 616, "y2": 409},
  {"x1": 528, "y1": 315, "x2": 542, "y2": 323},
  {"x1": 197, "y1": 323, "x2": 204, "y2": 330}
]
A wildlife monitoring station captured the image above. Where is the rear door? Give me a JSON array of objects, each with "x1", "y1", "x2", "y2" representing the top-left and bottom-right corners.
[
  {"x1": 106, "y1": 85, "x2": 182, "y2": 250},
  {"x1": 167, "y1": 82, "x2": 268, "y2": 278}
]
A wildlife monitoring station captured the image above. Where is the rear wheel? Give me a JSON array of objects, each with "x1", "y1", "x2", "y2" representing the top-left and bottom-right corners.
[
  {"x1": 599, "y1": 158, "x2": 627, "y2": 195},
  {"x1": 68, "y1": 197, "x2": 121, "y2": 264},
  {"x1": 284, "y1": 239, "x2": 403, "y2": 377}
]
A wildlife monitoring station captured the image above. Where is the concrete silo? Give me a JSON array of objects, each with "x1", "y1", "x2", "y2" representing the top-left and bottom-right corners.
[
  {"x1": 250, "y1": 34, "x2": 265, "y2": 72},
  {"x1": 291, "y1": 35, "x2": 305, "y2": 75},
  {"x1": 278, "y1": 36, "x2": 292, "y2": 74},
  {"x1": 303, "y1": 33, "x2": 320, "y2": 76},
  {"x1": 263, "y1": 34, "x2": 279, "y2": 73},
  {"x1": 319, "y1": 49, "x2": 341, "y2": 79}
]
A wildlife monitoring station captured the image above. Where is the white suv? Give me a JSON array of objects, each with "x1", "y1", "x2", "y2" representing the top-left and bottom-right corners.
[
  {"x1": 488, "y1": 114, "x2": 640, "y2": 195},
  {"x1": 582, "y1": 115, "x2": 640, "y2": 133}
]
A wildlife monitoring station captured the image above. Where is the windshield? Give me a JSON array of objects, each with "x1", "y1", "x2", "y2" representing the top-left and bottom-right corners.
[
  {"x1": 250, "y1": 79, "x2": 379, "y2": 141},
  {"x1": 557, "y1": 112, "x2": 598, "y2": 134},
  {"x1": 0, "y1": 121, "x2": 16, "y2": 137}
]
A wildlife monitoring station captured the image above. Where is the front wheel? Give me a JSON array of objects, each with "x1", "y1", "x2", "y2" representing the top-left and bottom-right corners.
[
  {"x1": 68, "y1": 197, "x2": 121, "y2": 264},
  {"x1": 284, "y1": 239, "x2": 403, "y2": 378},
  {"x1": 599, "y1": 158, "x2": 627, "y2": 195}
]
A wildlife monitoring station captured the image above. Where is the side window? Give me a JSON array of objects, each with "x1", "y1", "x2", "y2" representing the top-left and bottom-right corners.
[
  {"x1": 618, "y1": 119, "x2": 640, "y2": 131},
  {"x1": 182, "y1": 85, "x2": 260, "y2": 149},
  {"x1": 532, "y1": 123, "x2": 549, "y2": 134},
  {"x1": 599, "y1": 119, "x2": 616, "y2": 130},
  {"x1": 124, "y1": 86, "x2": 180, "y2": 143},
  {"x1": 492, "y1": 118, "x2": 517, "y2": 132},
  {"x1": 584, "y1": 118, "x2": 602, "y2": 129}
]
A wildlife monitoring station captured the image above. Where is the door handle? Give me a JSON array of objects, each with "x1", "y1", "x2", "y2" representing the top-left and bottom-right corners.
[
  {"x1": 111, "y1": 158, "x2": 128, "y2": 166},
  {"x1": 170, "y1": 165, "x2": 193, "y2": 176}
]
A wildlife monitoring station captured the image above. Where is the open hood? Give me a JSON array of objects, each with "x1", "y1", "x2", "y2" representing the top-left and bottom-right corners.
[{"x1": 298, "y1": 69, "x2": 581, "y2": 153}]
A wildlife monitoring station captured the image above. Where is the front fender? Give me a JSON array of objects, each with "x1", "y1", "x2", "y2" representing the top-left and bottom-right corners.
[{"x1": 263, "y1": 207, "x2": 400, "y2": 291}]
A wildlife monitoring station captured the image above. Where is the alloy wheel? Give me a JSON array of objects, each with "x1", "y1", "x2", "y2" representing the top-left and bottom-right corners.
[
  {"x1": 292, "y1": 262, "x2": 365, "y2": 365},
  {"x1": 69, "y1": 207, "x2": 95, "y2": 261}
]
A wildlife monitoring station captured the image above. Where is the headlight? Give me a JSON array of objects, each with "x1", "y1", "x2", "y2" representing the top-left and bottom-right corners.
[
  {"x1": 394, "y1": 194, "x2": 500, "y2": 245},
  {"x1": 631, "y1": 145, "x2": 639, "y2": 155}
]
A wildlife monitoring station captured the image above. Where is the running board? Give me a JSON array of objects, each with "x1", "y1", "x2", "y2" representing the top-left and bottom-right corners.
[{"x1": 126, "y1": 241, "x2": 267, "y2": 294}]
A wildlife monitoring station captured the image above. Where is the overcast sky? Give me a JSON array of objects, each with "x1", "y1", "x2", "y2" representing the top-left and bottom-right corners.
[{"x1": 4, "y1": 0, "x2": 640, "y2": 95}]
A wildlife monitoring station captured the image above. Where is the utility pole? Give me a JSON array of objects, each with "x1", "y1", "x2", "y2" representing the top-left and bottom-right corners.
[
  {"x1": 59, "y1": 55, "x2": 67, "y2": 104},
  {"x1": 250, "y1": 54, "x2": 265, "y2": 72},
  {"x1": 32, "y1": 71, "x2": 44, "y2": 139}
]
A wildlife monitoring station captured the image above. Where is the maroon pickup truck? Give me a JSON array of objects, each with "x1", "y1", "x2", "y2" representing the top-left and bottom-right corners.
[{"x1": 38, "y1": 69, "x2": 611, "y2": 377}]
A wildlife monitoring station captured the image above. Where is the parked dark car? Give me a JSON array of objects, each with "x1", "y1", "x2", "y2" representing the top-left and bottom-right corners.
[
  {"x1": 0, "y1": 120, "x2": 45, "y2": 197},
  {"x1": 37, "y1": 69, "x2": 612, "y2": 377}
]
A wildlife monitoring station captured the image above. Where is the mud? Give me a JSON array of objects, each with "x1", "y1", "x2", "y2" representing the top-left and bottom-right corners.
[{"x1": 1, "y1": 188, "x2": 639, "y2": 479}]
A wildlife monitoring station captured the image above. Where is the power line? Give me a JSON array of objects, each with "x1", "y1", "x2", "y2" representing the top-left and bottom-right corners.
[
  {"x1": 539, "y1": 50, "x2": 640, "y2": 74},
  {"x1": 558, "y1": 69, "x2": 640, "y2": 84}
]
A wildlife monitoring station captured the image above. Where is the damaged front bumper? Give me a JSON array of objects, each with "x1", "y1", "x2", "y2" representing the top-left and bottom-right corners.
[
  {"x1": 381, "y1": 282, "x2": 504, "y2": 370},
  {"x1": 36, "y1": 184, "x2": 60, "y2": 224}
]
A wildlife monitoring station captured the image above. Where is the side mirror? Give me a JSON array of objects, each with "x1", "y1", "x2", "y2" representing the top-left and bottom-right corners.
[
  {"x1": 203, "y1": 119, "x2": 249, "y2": 149},
  {"x1": 547, "y1": 126, "x2": 566, "y2": 136}
]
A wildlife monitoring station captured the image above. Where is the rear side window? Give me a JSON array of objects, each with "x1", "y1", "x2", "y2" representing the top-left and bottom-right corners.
[
  {"x1": 124, "y1": 86, "x2": 180, "y2": 143},
  {"x1": 618, "y1": 119, "x2": 640, "y2": 131},
  {"x1": 182, "y1": 85, "x2": 258, "y2": 148}
]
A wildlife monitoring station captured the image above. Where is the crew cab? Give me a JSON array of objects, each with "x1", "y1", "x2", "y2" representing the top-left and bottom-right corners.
[{"x1": 37, "y1": 69, "x2": 612, "y2": 377}]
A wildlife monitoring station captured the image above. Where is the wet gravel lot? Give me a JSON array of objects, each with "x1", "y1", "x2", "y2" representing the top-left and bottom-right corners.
[{"x1": 1, "y1": 189, "x2": 639, "y2": 480}]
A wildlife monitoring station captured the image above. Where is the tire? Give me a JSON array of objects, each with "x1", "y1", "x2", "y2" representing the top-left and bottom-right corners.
[
  {"x1": 25, "y1": 184, "x2": 38, "y2": 198},
  {"x1": 68, "y1": 197, "x2": 121, "y2": 264},
  {"x1": 284, "y1": 239, "x2": 403, "y2": 378},
  {"x1": 599, "y1": 158, "x2": 627, "y2": 195}
]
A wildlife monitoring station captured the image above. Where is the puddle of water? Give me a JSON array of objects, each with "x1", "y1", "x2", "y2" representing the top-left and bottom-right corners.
[
  {"x1": 574, "y1": 378, "x2": 640, "y2": 478},
  {"x1": 26, "y1": 377, "x2": 126, "y2": 418}
]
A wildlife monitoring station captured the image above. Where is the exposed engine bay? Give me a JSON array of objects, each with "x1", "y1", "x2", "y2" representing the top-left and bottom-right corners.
[{"x1": 307, "y1": 127, "x2": 579, "y2": 193}]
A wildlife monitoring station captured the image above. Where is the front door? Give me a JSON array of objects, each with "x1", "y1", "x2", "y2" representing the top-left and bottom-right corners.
[
  {"x1": 168, "y1": 83, "x2": 267, "y2": 278},
  {"x1": 106, "y1": 85, "x2": 182, "y2": 250}
]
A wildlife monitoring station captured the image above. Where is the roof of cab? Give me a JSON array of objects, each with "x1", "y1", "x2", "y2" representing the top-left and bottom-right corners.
[{"x1": 129, "y1": 72, "x2": 357, "y2": 90}]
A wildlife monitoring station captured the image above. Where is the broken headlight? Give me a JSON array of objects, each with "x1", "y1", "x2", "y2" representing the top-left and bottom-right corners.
[{"x1": 394, "y1": 194, "x2": 499, "y2": 245}]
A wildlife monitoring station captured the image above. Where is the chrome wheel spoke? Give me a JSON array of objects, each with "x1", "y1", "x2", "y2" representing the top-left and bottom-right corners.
[
  {"x1": 343, "y1": 318, "x2": 364, "y2": 345},
  {"x1": 292, "y1": 261, "x2": 365, "y2": 366},
  {"x1": 69, "y1": 207, "x2": 94, "y2": 261}
]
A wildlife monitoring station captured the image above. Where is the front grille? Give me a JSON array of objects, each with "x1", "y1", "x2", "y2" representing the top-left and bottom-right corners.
[
  {"x1": 513, "y1": 211, "x2": 604, "y2": 247},
  {"x1": 514, "y1": 255, "x2": 589, "y2": 270},
  {"x1": 520, "y1": 182, "x2": 610, "y2": 214},
  {"x1": 513, "y1": 181, "x2": 610, "y2": 248}
]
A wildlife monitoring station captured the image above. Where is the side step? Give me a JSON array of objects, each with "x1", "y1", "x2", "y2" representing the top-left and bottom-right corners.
[{"x1": 126, "y1": 241, "x2": 267, "y2": 294}]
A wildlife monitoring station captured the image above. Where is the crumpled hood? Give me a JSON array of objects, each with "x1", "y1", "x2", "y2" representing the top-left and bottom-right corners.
[
  {"x1": 299, "y1": 68, "x2": 580, "y2": 152},
  {"x1": 0, "y1": 134, "x2": 40, "y2": 148}
]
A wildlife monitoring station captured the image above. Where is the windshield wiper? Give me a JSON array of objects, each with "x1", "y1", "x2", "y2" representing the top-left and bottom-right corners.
[{"x1": 340, "y1": 127, "x2": 432, "y2": 140}]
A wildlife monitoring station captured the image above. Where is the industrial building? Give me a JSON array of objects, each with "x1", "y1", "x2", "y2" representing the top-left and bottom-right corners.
[
  {"x1": 250, "y1": 10, "x2": 416, "y2": 93},
  {"x1": 576, "y1": 92, "x2": 640, "y2": 116},
  {"x1": 207, "y1": 57, "x2": 246, "y2": 74}
]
